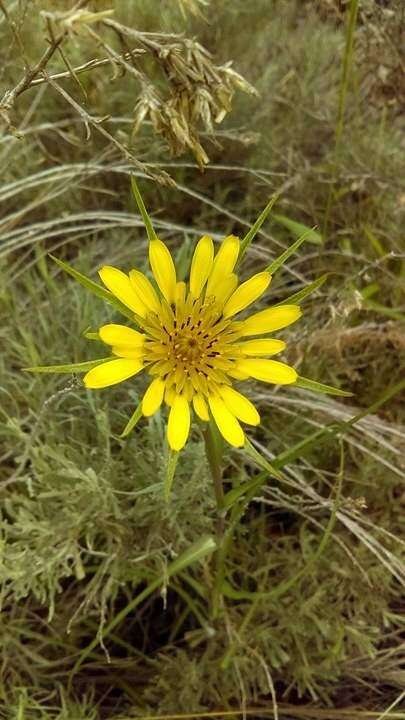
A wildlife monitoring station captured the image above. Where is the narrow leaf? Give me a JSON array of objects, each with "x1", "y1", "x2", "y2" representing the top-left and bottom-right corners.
[
  {"x1": 223, "y1": 474, "x2": 266, "y2": 511},
  {"x1": 243, "y1": 437, "x2": 282, "y2": 479},
  {"x1": 165, "y1": 449, "x2": 179, "y2": 501},
  {"x1": 266, "y1": 228, "x2": 313, "y2": 275},
  {"x1": 294, "y1": 376, "x2": 353, "y2": 397},
  {"x1": 120, "y1": 403, "x2": 143, "y2": 438},
  {"x1": 238, "y1": 193, "x2": 280, "y2": 262},
  {"x1": 272, "y1": 213, "x2": 322, "y2": 245},
  {"x1": 50, "y1": 255, "x2": 134, "y2": 321},
  {"x1": 363, "y1": 299, "x2": 405, "y2": 322},
  {"x1": 23, "y1": 357, "x2": 111, "y2": 374},
  {"x1": 276, "y1": 273, "x2": 329, "y2": 306},
  {"x1": 167, "y1": 535, "x2": 216, "y2": 576},
  {"x1": 131, "y1": 176, "x2": 158, "y2": 243}
]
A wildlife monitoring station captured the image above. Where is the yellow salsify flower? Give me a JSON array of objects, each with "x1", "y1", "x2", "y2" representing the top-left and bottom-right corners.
[{"x1": 83, "y1": 233, "x2": 302, "y2": 451}]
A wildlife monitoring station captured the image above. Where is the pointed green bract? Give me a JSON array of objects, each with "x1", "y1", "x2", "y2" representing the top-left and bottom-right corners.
[
  {"x1": 276, "y1": 273, "x2": 330, "y2": 306},
  {"x1": 272, "y1": 213, "x2": 322, "y2": 245},
  {"x1": 243, "y1": 437, "x2": 282, "y2": 479},
  {"x1": 50, "y1": 255, "x2": 134, "y2": 321},
  {"x1": 83, "y1": 330, "x2": 100, "y2": 340},
  {"x1": 238, "y1": 193, "x2": 279, "y2": 262},
  {"x1": 266, "y1": 228, "x2": 313, "y2": 274},
  {"x1": 131, "y1": 176, "x2": 158, "y2": 243},
  {"x1": 294, "y1": 376, "x2": 353, "y2": 397},
  {"x1": 23, "y1": 358, "x2": 111, "y2": 373},
  {"x1": 120, "y1": 403, "x2": 143, "y2": 438}
]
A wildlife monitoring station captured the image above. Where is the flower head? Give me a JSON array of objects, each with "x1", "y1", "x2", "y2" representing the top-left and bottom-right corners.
[{"x1": 83, "y1": 233, "x2": 301, "y2": 451}]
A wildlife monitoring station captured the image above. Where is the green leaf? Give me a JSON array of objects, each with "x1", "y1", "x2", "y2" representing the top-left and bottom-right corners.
[
  {"x1": 238, "y1": 193, "x2": 280, "y2": 262},
  {"x1": 120, "y1": 403, "x2": 143, "y2": 438},
  {"x1": 131, "y1": 176, "x2": 158, "y2": 243},
  {"x1": 363, "y1": 299, "x2": 405, "y2": 322},
  {"x1": 272, "y1": 213, "x2": 322, "y2": 245},
  {"x1": 266, "y1": 228, "x2": 313, "y2": 275},
  {"x1": 23, "y1": 357, "x2": 111, "y2": 374},
  {"x1": 50, "y1": 255, "x2": 134, "y2": 321},
  {"x1": 167, "y1": 535, "x2": 216, "y2": 576},
  {"x1": 363, "y1": 224, "x2": 386, "y2": 257},
  {"x1": 221, "y1": 580, "x2": 267, "y2": 601},
  {"x1": 276, "y1": 273, "x2": 329, "y2": 306},
  {"x1": 164, "y1": 449, "x2": 179, "y2": 501},
  {"x1": 223, "y1": 474, "x2": 266, "y2": 511},
  {"x1": 360, "y1": 282, "x2": 380, "y2": 300},
  {"x1": 243, "y1": 437, "x2": 282, "y2": 479},
  {"x1": 294, "y1": 376, "x2": 353, "y2": 397}
]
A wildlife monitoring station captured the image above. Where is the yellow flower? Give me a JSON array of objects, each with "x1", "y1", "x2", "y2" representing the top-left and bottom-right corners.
[{"x1": 83, "y1": 233, "x2": 302, "y2": 451}]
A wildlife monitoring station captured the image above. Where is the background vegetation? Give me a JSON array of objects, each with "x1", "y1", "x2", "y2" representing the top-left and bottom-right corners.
[{"x1": 0, "y1": 1, "x2": 404, "y2": 718}]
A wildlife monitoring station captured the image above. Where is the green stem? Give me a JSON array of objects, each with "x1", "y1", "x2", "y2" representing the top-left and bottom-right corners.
[
  {"x1": 323, "y1": 0, "x2": 359, "y2": 238},
  {"x1": 335, "y1": 0, "x2": 359, "y2": 149},
  {"x1": 203, "y1": 420, "x2": 226, "y2": 618},
  {"x1": 203, "y1": 421, "x2": 225, "y2": 517}
]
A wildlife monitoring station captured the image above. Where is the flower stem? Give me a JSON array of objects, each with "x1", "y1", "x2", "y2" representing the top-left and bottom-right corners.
[
  {"x1": 203, "y1": 421, "x2": 226, "y2": 619},
  {"x1": 203, "y1": 421, "x2": 225, "y2": 523}
]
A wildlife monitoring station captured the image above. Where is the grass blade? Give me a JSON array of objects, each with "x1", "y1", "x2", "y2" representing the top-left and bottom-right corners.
[{"x1": 272, "y1": 213, "x2": 322, "y2": 245}]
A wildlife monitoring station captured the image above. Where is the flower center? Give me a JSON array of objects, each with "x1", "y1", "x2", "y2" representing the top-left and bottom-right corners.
[
  {"x1": 171, "y1": 324, "x2": 217, "y2": 366},
  {"x1": 141, "y1": 293, "x2": 240, "y2": 396}
]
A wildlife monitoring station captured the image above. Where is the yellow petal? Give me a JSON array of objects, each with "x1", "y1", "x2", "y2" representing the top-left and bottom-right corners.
[
  {"x1": 206, "y1": 235, "x2": 240, "y2": 297},
  {"x1": 99, "y1": 266, "x2": 146, "y2": 317},
  {"x1": 149, "y1": 238, "x2": 176, "y2": 304},
  {"x1": 111, "y1": 346, "x2": 144, "y2": 358},
  {"x1": 192, "y1": 393, "x2": 209, "y2": 421},
  {"x1": 236, "y1": 358, "x2": 297, "y2": 384},
  {"x1": 219, "y1": 386, "x2": 260, "y2": 425},
  {"x1": 211, "y1": 273, "x2": 238, "y2": 306},
  {"x1": 226, "y1": 367, "x2": 250, "y2": 380},
  {"x1": 190, "y1": 235, "x2": 214, "y2": 298},
  {"x1": 175, "y1": 281, "x2": 186, "y2": 306},
  {"x1": 208, "y1": 394, "x2": 245, "y2": 447},
  {"x1": 99, "y1": 324, "x2": 145, "y2": 347},
  {"x1": 240, "y1": 305, "x2": 302, "y2": 336},
  {"x1": 167, "y1": 395, "x2": 191, "y2": 451},
  {"x1": 223, "y1": 271, "x2": 271, "y2": 318},
  {"x1": 142, "y1": 377, "x2": 165, "y2": 416},
  {"x1": 84, "y1": 358, "x2": 143, "y2": 389},
  {"x1": 238, "y1": 339, "x2": 286, "y2": 356},
  {"x1": 165, "y1": 386, "x2": 176, "y2": 406},
  {"x1": 129, "y1": 270, "x2": 160, "y2": 314}
]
